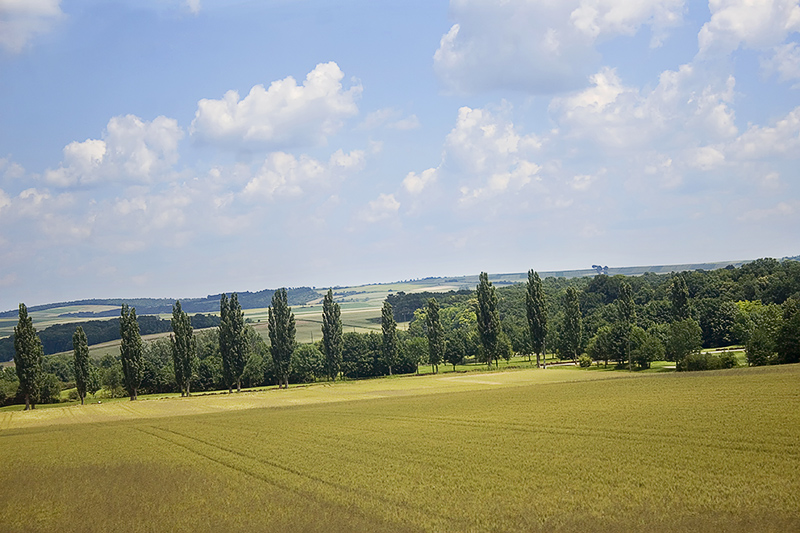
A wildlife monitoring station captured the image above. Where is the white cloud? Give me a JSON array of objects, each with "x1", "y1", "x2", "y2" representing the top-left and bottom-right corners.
[
  {"x1": 0, "y1": 0, "x2": 63, "y2": 53},
  {"x1": 698, "y1": 0, "x2": 800, "y2": 56},
  {"x1": 184, "y1": 0, "x2": 201, "y2": 15},
  {"x1": 551, "y1": 65, "x2": 738, "y2": 148},
  {"x1": 402, "y1": 168, "x2": 437, "y2": 195},
  {"x1": 0, "y1": 189, "x2": 10, "y2": 212},
  {"x1": 44, "y1": 115, "x2": 184, "y2": 186},
  {"x1": 761, "y1": 42, "x2": 800, "y2": 84},
  {"x1": 0, "y1": 158, "x2": 25, "y2": 180},
  {"x1": 688, "y1": 146, "x2": 725, "y2": 170},
  {"x1": 726, "y1": 106, "x2": 800, "y2": 159},
  {"x1": 359, "y1": 193, "x2": 400, "y2": 223},
  {"x1": 190, "y1": 62, "x2": 361, "y2": 149},
  {"x1": 738, "y1": 201, "x2": 795, "y2": 221},
  {"x1": 359, "y1": 108, "x2": 420, "y2": 131},
  {"x1": 242, "y1": 149, "x2": 364, "y2": 199},
  {"x1": 434, "y1": 0, "x2": 685, "y2": 94}
]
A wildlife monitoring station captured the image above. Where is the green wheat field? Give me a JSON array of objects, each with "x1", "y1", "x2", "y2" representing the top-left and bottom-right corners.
[{"x1": 1, "y1": 364, "x2": 798, "y2": 532}]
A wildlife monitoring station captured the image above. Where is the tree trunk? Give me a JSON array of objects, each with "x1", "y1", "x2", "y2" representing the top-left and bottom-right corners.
[
  {"x1": 536, "y1": 352, "x2": 541, "y2": 368},
  {"x1": 24, "y1": 395, "x2": 31, "y2": 410},
  {"x1": 237, "y1": 380, "x2": 241, "y2": 393}
]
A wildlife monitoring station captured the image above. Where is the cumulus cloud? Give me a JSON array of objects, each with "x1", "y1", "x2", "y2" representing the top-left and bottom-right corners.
[
  {"x1": 761, "y1": 42, "x2": 800, "y2": 84},
  {"x1": 359, "y1": 108, "x2": 421, "y2": 131},
  {"x1": 738, "y1": 201, "x2": 795, "y2": 221},
  {"x1": 44, "y1": 115, "x2": 184, "y2": 187},
  {"x1": 434, "y1": 0, "x2": 685, "y2": 93},
  {"x1": 0, "y1": 189, "x2": 10, "y2": 212},
  {"x1": 726, "y1": 106, "x2": 800, "y2": 159},
  {"x1": 184, "y1": 0, "x2": 201, "y2": 15},
  {"x1": 242, "y1": 149, "x2": 364, "y2": 199},
  {"x1": 550, "y1": 65, "x2": 738, "y2": 148},
  {"x1": 402, "y1": 168, "x2": 437, "y2": 195},
  {"x1": 359, "y1": 193, "x2": 400, "y2": 223},
  {"x1": 698, "y1": 0, "x2": 800, "y2": 56},
  {"x1": 191, "y1": 62, "x2": 361, "y2": 149},
  {"x1": 0, "y1": 0, "x2": 63, "y2": 53}
]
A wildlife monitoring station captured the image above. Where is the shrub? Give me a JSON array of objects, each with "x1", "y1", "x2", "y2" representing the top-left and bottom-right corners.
[{"x1": 578, "y1": 354, "x2": 593, "y2": 368}]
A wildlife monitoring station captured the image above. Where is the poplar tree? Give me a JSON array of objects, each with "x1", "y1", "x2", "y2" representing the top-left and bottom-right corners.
[
  {"x1": 617, "y1": 281, "x2": 636, "y2": 370},
  {"x1": 321, "y1": 289, "x2": 343, "y2": 381},
  {"x1": 171, "y1": 300, "x2": 197, "y2": 396},
  {"x1": 670, "y1": 273, "x2": 690, "y2": 322},
  {"x1": 561, "y1": 287, "x2": 582, "y2": 361},
  {"x1": 219, "y1": 293, "x2": 233, "y2": 392},
  {"x1": 14, "y1": 303, "x2": 43, "y2": 410},
  {"x1": 526, "y1": 270, "x2": 548, "y2": 367},
  {"x1": 475, "y1": 272, "x2": 501, "y2": 368},
  {"x1": 119, "y1": 304, "x2": 143, "y2": 401},
  {"x1": 381, "y1": 301, "x2": 398, "y2": 375},
  {"x1": 425, "y1": 298, "x2": 444, "y2": 374},
  {"x1": 269, "y1": 288, "x2": 295, "y2": 388},
  {"x1": 72, "y1": 326, "x2": 90, "y2": 405}
]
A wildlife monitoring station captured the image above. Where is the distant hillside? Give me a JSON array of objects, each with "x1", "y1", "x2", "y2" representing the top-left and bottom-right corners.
[{"x1": 0, "y1": 287, "x2": 320, "y2": 318}]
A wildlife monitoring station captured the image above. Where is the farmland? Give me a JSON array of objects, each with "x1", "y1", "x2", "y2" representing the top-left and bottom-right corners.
[{"x1": 1, "y1": 364, "x2": 798, "y2": 532}]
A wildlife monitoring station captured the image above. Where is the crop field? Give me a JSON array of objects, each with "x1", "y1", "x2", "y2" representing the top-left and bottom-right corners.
[{"x1": 1, "y1": 364, "x2": 798, "y2": 532}]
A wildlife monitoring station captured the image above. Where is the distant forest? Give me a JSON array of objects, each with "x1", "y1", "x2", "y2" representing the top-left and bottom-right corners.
[
  {"x1": 0, "y1": 287, "x2": 320, "y2": 318},
  {"x1": 0, "y1": 314, "x2": 220, "y2": 363}
]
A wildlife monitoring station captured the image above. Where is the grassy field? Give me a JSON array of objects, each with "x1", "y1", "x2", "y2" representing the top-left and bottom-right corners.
[{"x1": 1, "y1": 364, "x2": 798, "y2": 532}]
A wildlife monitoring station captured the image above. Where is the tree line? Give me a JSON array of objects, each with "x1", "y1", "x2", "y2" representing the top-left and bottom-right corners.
[{"x1": 4, "y1": 258, "x2": 799, "y2": 408}]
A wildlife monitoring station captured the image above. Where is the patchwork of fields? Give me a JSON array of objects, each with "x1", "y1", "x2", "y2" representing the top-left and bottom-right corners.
[{"x1": 1, "y1": 365, "x2": 798, "y2": 532}]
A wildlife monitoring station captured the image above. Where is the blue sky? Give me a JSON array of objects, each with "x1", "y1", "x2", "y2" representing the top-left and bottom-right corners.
[{"x1": 1, "y1": 0, "x2": 799, "y2": 311}]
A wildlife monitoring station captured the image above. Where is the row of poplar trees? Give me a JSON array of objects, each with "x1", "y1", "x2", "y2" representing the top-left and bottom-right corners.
[{"x1": 378, "y1": 270, "x2": 552, "y2": 375}]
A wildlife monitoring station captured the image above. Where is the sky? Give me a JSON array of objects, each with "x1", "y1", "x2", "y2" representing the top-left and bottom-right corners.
[{"x1": 1, "y1": 0, "x2": 799, "y2": 311}]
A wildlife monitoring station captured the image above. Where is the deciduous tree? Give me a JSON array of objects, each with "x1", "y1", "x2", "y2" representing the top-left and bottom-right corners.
[
  {"x1": 171, "y1": 300, "x2": 197, "y2": 396},
  {"x1": 526, "y1": 270, "x2": 547, "y2": 367},
  {"x1": 561, "y1": 287, "x2": 582, "y2": 361},
  {"x1": 670, "y1": 273, "x2": 690, "y2": 321},
  {"x1": 219, "y1": 293, "x2": 247, "y2": 392},
  {"x1": 475, "y1": 272, "x2": 501, "y2": 368},
  {"x1": 381, "y1": 301, "x2": 398, "y2": 375},
  {"x1": 321, "y1": 289, "x2": 343, "y2": 381},
  {"x1": 425, "y1": 298, "x2": 444, "y2": 374},
  {"x1": 14, "y1": 303, "x2": 43, "y2": 410},
  {"x1": 119, "y1": 304, "x2": 143, "y2": 401},
  {"x1": 269, "y1": 288, "x2": 295, "y2": 388},
  {"x1": 72, "y1": 326, "x2": 90, "y2": 405}
]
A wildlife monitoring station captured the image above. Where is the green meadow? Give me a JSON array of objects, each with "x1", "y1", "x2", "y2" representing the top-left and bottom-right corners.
[{"x1": 1, "y1": 364, "x2": 798, "y2": 532}]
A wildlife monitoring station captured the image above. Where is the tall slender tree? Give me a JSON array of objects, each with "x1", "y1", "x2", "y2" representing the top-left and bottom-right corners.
[
  {"x1": 425, "y1": 298, "x2": 445, "y2": 374},
  {"x1": 561, "y1": 287, "x2": 582, "y2": 361},
  {"x1": 381, "y1": 301, "x2": 398, "y2": 375},
  {"x1": 72, "y1": 326, "x2": 90, "y2": 405},
  {"x1": 269, "y1": 288, "x2": 295, "y2": 388},
  {"x1": 219, "y1": 293, "x2": 247, "y2": 392},
  {"x1": 670, "y1": 273, "x2": 690, "y2": 322},
  {"x1": 14, "y1": 303, "x2": 43, "y2": 410},
  {"x1": 119, "y1": 304, "x2": 143, "y2": 401},
  {"x1": 171, "y1": 300, "x2": 197, "y2": 396},
  {"x1": 219, "y1": 293, "x2": 233, "y2": 393},
  {"x1": 321, "y1": 289, "x2": 343, "y2": 381},
  {"x1": 526, "y1": 270, "x2": 548, "y2": 367},
  {"x1": 617, "y1": 281, "x2": 636, "y2": 370},
  {"x1": 475, "y1": 272, "x2": 501, "y2": 368}
]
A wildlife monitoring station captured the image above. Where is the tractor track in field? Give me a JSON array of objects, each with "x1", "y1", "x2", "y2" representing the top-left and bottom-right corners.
[{"x1": 136, "y1": 424, "x2": 473, "y2": 531}]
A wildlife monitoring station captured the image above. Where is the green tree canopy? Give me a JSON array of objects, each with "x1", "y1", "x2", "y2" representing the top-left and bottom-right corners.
[
  {"x1": 475, "y1": 272, "x2": 501, "y2": 368},
  {"x1": 171, "y1": 300, "x2": 198, "y2": 396},
  {"x1": 526, "y1": 270, "x2": 548, "y2": 367},
  {"x1": 425, "y1": 298, "x2": 444, "y2": 374},
  {"x1": 561, "y1": 287, "x2": 582, "y2": 361},
  {"x1": 321, "y1": 289, "x2": 343, "y2": 381},
  {"x1": 14, "y1": 303, "x2": 43, "y2": 410},
  {"x1": 381, "y1": 301, "x2": 398, "y2": 375},
  {"x1": 269, "y1": 288, "x2": 296, "y2": 388},
  {"x1": 119, "y1": 304, "x2": 143, "y2": 401},
  {"x1": 72, "y1": 326, "x2": 90, "y2": 405}
]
